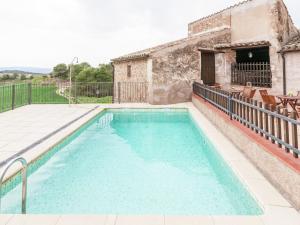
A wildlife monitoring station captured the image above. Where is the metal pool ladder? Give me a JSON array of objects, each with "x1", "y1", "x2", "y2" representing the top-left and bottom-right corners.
[{"x1": 0, "y1": 157, "x2": 28, "y2": 214}]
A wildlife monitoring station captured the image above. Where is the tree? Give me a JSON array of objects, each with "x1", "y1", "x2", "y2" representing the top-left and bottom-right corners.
[
  {"x1": 96, "y1": 64, "x2": 113, "y2": 82},
  {"x1": 1, "y1": 74, "x2": 10, "y2": 80},
  {"x1": 20, "y1": 74, "x2": 26, "y2": 80},
  {"x1": 52, "y1": 62, "x2": 113, "y2": 83},
  {"x1": 76, "y1": 67, "x2": 97, "y2": 83},
  {"x1": 72, "y1": 63, "x2": 90, "y2": 81},
  {"x1": 52, "y1": 64, "x2": 68, "y2": 79},
  {"x1": 12, "y1": 73, "x2": 18, "y2": 80}
]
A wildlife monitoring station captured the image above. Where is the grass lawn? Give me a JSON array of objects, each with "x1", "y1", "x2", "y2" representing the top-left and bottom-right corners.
[
  {"x1": 31, "y1": 85, "x2": 68, "y2": 103},
  {"x1": 0, "y1": 83, "x2": 112, "y2": 112},
  {"x1": 75, "y1": 96, "x2": 112, "y2": 104}
]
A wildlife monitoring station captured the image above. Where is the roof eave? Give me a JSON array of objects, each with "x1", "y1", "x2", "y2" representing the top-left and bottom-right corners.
[
  {"x1": 111, "y1": 54, "x2": 150, "y2": 63},
  {"x1": 214, "y1": 41, "x2": 271, "y2": 50}
]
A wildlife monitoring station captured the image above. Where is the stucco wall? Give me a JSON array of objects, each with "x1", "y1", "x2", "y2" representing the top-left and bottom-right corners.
[
  {"x1": 213, "y1": 0, "x2": 298, "y2": 95},
  {"x1": 215, "y1": 50, "x2": 236, "y2": 85},
  {"x1": 286, "y1": 52, "x2": 300, "y2": 94},
  {"x1": 231, "y1": 0, "x2": 274, "y2": 43},
  {"x1": 150, "y1": 29, "x2": 231, "y2": 105}
]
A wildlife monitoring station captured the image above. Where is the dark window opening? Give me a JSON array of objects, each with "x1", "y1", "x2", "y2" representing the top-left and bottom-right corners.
[
  {"x1": 236, "y1": 47, "x2": 270, "y2": 63},
  {"x1": 127, "y1": 65, "x2": 131, "y2": 77}
]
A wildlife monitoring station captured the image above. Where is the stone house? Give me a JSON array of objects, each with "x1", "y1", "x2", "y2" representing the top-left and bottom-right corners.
[{"x1": 112, "y1": 0, "x2": 300, "y2": 105}]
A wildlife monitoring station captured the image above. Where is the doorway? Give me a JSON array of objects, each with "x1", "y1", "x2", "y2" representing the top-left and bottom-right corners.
[{"x1": 201, "y1": 52, "x2": 215, "y2": 85}]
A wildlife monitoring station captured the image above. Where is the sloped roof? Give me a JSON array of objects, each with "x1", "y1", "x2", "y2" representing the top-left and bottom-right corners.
[
  {"x1": 111, "y1": 37, "x2": 190, "y2": 63},
  {"x1": 215, "y1": 41, "x2": 271, "y2": 49},
  {"x1": 281, "y1": 34, "x2": 300, "y2": 52},
  {"x1": 111, "y1": 53, "x2": 150, "y2": 62},
  {"x1": 112, "y1": 27, "x2": 231, "y2": 63}
]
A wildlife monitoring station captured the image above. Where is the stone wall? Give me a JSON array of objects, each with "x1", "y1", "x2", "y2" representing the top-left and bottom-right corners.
[
  {"x1": 150, "y1": 29, "x2": 231, "y2": 105},
  {"x1": 285, "y1": 52, "x2": 300, "y2": 94},
  {"x1": 113, "y1": 59, "x2": 148, "y2": 83},
  {"x1": 113, "y1": 58, "x2": 149, "y2": 102},
  {"x1": 270, "y1": 0, "x2": 299, "y2": 45},
  {"x1": 188, "y1": 12, "x2": 231, "y2": 37},
  {"x1": 268, "y1": 0, "x2": 299, "y2": 94}
]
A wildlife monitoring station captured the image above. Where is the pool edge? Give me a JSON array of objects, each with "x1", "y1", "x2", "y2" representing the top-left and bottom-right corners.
[{"x1": 1, "y1": 103, "x2": 299, "y2": 225}]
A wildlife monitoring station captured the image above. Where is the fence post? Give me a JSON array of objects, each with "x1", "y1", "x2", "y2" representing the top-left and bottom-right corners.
[
  {"x1": 112, "y1": 82, "x2": 115, "y2": 104},
  {"x1": 269, "y1": 104, "x2": 275, "y2": 144},
  {"x1": 28, "y1": 83, "x2": 32, "y2": 104},
  {"x1": 259, "y1": 102, "x2": 263, "y2": 136},
  {"x1": 11, "y1": 84, "x2": 16, "y2": 110},
  {"x1": 264, "y1": 104, "x2": 269, "y2": 140},
  {"x1": 250, "y1": 99, "x2": 254, "y2": 130},
  {"x1": 74, "y1": 82, "x2": 77, "y2": 104},
  {"x1": 228, "y1": 94, "x2": 233, "y2": 120},
  {"x1": 254, "y1": 100, "x2": 258, "y2": 133},
  {"x1": 118, "y1": 82, "x2": 121, "y2": 104},
  {"x1": 290, "y1": 111, "x2": 299, "y2": 158},
  {"x1": 283, "y1": 108, "x2": 290, "y2": 153},
  {"x1": 276, "y1": 106, "x2": 282, "y2": 148}
]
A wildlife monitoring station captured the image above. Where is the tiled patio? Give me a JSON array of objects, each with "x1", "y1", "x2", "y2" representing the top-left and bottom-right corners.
[{"x1": 0, "y1": 104, "x2": 100, "y2": 166}]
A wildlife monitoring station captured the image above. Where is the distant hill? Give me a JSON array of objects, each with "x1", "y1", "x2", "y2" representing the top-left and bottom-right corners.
[{"x1": 0, "y1": 67, "x2": 51, "y2": 74}]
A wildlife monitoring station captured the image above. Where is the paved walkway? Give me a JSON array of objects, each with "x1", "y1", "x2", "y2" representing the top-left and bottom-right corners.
[{"x1": 0, "y1": 104, "x2": 98, "y2": 165}]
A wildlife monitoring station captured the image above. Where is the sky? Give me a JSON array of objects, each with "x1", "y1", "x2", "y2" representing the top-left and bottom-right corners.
[{"x1": 0, "y1": 0, "x2": 299, "y2": 69}]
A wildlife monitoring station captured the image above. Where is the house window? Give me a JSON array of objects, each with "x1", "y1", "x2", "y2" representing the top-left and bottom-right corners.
[
  {"x1": 232, "y1": 47, "x2": 271, "y2": 87},
  {"x1": 236, "y1": 47, "x2": 270, "y2": 63},
  {"x1": 127, "y1": 65, "x2": 131, "y2": 78}
]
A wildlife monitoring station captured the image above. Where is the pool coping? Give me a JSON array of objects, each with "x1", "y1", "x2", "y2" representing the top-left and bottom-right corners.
[{"x1": 0, "y1": 103, "x2": 299, "y2": 225}]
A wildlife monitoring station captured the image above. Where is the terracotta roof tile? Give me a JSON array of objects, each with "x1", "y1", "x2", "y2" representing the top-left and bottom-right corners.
[
  {"x1": 282, "y1": 34, "x2": 300, "y2": 52},
  {"x1": 214, "y1": 41, "x2": 271, "y2": 49}
]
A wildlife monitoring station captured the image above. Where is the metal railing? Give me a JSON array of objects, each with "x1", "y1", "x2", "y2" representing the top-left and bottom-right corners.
[
  {"x1": 0, "y1": 82, "x2": 149, "y2": 113},
  {"x1": 0, "y1": 157, "x2": 27, "y2": 214},
  {"x1": 116, "y1": 82, "x2": 148, "y2": 103},
  {"x1": 193, "y1": 82, "x2": 300, "y2": 158},
  {"x1": 231, "y1": 62, "x2": 272, "y2": 87},
  {"x1": 70, "y1": 82, "x2": 113, "y2": 104}
]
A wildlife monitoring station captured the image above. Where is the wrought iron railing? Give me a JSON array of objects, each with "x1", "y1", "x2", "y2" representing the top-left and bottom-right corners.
[
  {"x1": 193, "y1": 82, "x2": 300, "y2": 159},
  {"x1": 116, "y1": 82, "x2": 148, "y2": 103},
  {"x1": 231, "y1": 62, "x2": 272, "y2": 87},
  {"x1": 0, "y1": 82, "x2": 149, "y2": 113}
]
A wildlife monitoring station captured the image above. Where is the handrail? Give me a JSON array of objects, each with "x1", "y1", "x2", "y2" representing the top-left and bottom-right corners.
[{"x1": 0, "y1": 157, "x2": 28, "y2": 214}]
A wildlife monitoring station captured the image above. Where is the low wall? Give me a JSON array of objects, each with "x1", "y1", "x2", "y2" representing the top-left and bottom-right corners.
[{"x1": 192, "y1": 94, "x2": 300, "y2": 210}]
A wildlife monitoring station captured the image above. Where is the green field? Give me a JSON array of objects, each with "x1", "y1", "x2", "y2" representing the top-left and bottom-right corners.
[
  {"x1": 75, "y1": 96, "x2": 112, "y2": 104},
  {"x1": 0, "y1": 83, "x2": 112, "y2": 113}
]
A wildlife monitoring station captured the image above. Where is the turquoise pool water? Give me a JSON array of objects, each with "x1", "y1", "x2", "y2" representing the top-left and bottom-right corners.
[{"x1": 1, "y1": 109, "x2": 262, "y2": 215}]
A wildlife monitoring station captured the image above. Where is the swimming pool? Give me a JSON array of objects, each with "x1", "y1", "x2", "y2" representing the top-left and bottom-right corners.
[{"x1": 1, "y1": 109, "x2": 262, "y2": 215}]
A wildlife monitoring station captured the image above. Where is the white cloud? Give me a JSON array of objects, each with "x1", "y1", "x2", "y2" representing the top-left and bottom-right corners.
[{"x1": 0, "y1": 0, "x2": 299, "y2": 68}]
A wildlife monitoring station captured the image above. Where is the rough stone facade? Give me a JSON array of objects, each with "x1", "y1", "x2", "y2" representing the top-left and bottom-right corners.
[
  {"x1": 188, "y1": 12, "x2": 231, "y2": 37},
  {"x1": 113, "y1": 58, "x2": 148, "y2": 83},
  {"x1": 112, "y1": 58, "x2": 149, "y2": 102},
  {"x1": 112, "y1": 0, "x2": 299, "y2": 104},
  {"x1": 150, "y1": 29, "x2": 231, "y2": 104}
]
